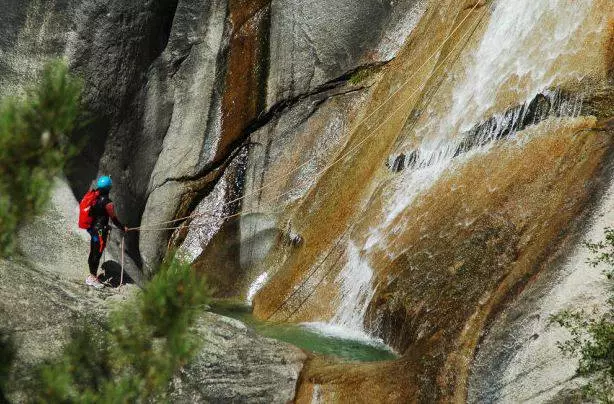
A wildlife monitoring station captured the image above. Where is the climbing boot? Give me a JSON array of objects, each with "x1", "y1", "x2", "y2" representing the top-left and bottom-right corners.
[{"x1": 86, "y1": 275, "x2": 104, "y2": 289}]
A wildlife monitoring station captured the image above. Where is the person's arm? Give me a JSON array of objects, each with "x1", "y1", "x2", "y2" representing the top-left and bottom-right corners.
[{"x1": 105, "y1": 202, "x2": 126, "y2": 231}]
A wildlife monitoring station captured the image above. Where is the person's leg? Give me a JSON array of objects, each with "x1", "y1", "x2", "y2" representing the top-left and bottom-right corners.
[{"x1": 88, "y1": 234, "x2": 103, "y2": 276}]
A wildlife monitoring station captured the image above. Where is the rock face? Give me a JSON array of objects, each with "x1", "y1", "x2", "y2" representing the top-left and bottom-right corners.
[
  {"x1": 0, "y1": 257, "x2": 114, "y2": 402},
  {"x1": 0, "y1": 0, "x2": 429, "y2": 275},
  {"x1": 468, "y1": 170, "x2": 614, "y2": 403},
  {"x1": 0, "y1": 178, "x2": 131, "y2": 401},
  {"x1": 0, "y1": 0, "x2": 74, "y2": 97},
  {"x1": 1, "y1": 258, "x2": 305, "y2": 403},
  {"x1": 265, "y1": 0, "x2": 427, "y2": 107}
]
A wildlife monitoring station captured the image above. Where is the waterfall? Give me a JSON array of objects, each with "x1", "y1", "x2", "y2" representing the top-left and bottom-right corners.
[
  {"x1": 247, "y1": 272, "x2": 269, "y2": 305},
  {"x1": 303, "y1": 242, "x2": 388, "y2": 345},
  {"x1": 330, "y1": 242, "x2": 376, "y2": 331},
  {"x1": 323, "y1": 0, "x2": 605, "y2": 338},
  {"x1": 379, "y1": 0, "x2": 603, "y2": 231},
  {"x1": 427, "y1": 0, "x2": 596, "y2": 143}
]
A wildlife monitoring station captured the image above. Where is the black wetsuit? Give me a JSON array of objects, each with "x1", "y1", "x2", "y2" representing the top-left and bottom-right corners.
[{"x1": 88, "y1": 190, "x2": 124, "y2": 276}]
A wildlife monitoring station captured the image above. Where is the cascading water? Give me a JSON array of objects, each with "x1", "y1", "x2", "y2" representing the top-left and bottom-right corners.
[
  {"x1": 403, "y1": 0, "x2": 597, "y2": 165},
  {"x1": 317, "y1": 0, "x2": 607, "y2": 342},
  {"x1": 330, "y1": 242, "x2": 376, "y2": 330},
  {"x1": 238, "y1": 0, "x2": 611, "y2": 400},
  {"x1": 303, "y1": 242, "x2": 387, "y2": 345},
  {"x1": 247, "y1": 272, "x2": 269, "y2": 304},
  {"x1": 368, "y1": 0, "x2": 605, "y2": 252}
]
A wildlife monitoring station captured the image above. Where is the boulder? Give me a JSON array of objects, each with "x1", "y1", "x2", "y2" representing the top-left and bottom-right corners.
[
  {"x1": 170, "y1": 313, "x2": 306, "y2": 403},
  {"x1": 1, "y1": 257, "x2": 305, "y2": 403},
  {"x1": 0, "y1": 253, "x2": 131, "y2": 402}
]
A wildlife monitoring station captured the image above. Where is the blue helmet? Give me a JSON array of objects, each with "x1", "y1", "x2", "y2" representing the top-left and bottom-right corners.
[{"x1": 96, "y1": 175, "x2": 112, "y2": 190}]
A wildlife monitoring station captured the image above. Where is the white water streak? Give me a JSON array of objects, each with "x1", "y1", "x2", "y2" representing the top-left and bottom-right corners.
[
  {"x1": 437, "y1": 0, "x2": 592, "y2": 139},
  {"x1": 384, "y1": 0, "x2": 599, "y2": 227},
  {"x1": 331, "y1": 242, "x2": 376, "y2": 331},
  {"x1": 247, "y1": 272, "x2": 269, "y2": 304}
]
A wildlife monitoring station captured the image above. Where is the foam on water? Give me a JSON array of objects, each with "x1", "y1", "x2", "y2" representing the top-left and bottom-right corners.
[
  {"x1": 301, "y1": 322, "x2": 391, "y2": 350},
  {"x1": 298, "y1": 242, "x2": 398, "y2": 350}
]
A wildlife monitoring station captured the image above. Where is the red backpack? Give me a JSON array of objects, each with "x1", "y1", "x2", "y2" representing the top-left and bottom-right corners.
[{"x1": 78, "y1": 190, "x2": 100, "y2": 229}]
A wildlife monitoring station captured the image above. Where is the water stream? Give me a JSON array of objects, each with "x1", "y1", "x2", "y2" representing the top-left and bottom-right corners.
[
  {"x1": 327, "y1": 0, "x2": 606, "y2": 341},
  {"x1": 211, "y1": 301, "x2": 396, "y2": 362},
  {"x1": 218, "y1": 0, "x2": 607, "y2": 367}
]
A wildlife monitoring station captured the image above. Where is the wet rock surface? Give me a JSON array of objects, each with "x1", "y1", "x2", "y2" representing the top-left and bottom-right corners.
[
  {"x1": 2, "y1": 0, "x2": 614, "y2": 402},
  {"x1": 266, "y1": 0, "x2": 427, "y2": 107},
  {"x1": 468, "y1": 170, "x2": 614, "y2": 403}
]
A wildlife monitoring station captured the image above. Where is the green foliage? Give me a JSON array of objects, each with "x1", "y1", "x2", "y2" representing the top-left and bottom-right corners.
[
  {"x1": 1, "y1": 331, "x2": 16, "y2": 403},
  {"x1": 348, "y1": 68, "x2": 372, "y2": 85},
  {"x1": 550, "y1": 227, "x2": 614, "y2": 403},
  {"x1": 33, "y1": 257, "x2": 209, "y2": 402},
  {"x1": 586, "y1": 227, "x2": 614, "y2": 280},
  {"x1": 0, "y1": 59, "x2": 83, "y2": 256}
]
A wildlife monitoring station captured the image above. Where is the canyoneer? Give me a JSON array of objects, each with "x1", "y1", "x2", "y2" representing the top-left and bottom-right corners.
[{"x1": 78, "y1": 175, "x2": 127, "y2": 288}]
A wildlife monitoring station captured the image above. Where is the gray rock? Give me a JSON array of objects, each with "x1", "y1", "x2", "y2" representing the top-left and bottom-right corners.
[
  {"x1": 170, "y1": 313, "x2": 306, "y2": 404},
  {"x1": 16, "y1": 177, "x2": 90, "y2": 282},
  {"x1": 0, "y1": 0, "x2": 76, "y2": 98},
  {"x1": 1, "y1": 177, "x2": 306, "y2": 402},
  {"x1": 266, "y1": 0, "x2": 427, "y2": 107},
  {"x1": 0, "y1": 255, "x2": 133, "y2": 402},
  {"x1": 142, "y1": 0, "x2": 429, "y2": 274},
  {"x1": 138, "y1": 0, "x2": 230, "y2": 273},
  {"x1": 140, "y1": 180, "x2": 189, "y2": 275},
  {"x1": 0, "y1": 0, "x2": 428, "y2": 281},
  {"x1": 0, "y1": 0, "x2": 183, "y2": 276},
  {"x1": 1, "y1": 256, "x2": 305, "y2": 403},
  {"x1": 147, "y1": 0, "x2": 228, "y2": 191},
  {"x1": 468, "y1": 175, "x2": 614, "y2": 403}
]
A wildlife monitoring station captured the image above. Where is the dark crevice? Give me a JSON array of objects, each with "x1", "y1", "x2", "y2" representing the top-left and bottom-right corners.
[
  {"x1": 152, "y1": 83, "x2": 370, "y2": 198},
  {"x1": 152, "y1": 71, "x2": 374, "y2": 196},
  {"x1": 67, "y1": 0, "x2": 180, "y2": 199}
]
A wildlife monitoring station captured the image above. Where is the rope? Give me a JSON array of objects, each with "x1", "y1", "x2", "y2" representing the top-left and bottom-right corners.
[
  {"x1": 130, "y1": 0, "x2": 485, "y2": 233},
  {"x1": 117, "y1": 1, "x2": 489, "y2": 303},
  {"x1": 129, "y1": 0, "x2": 488, "y2": 237},
  {"x1": 266, "y1": 2, "x2": 492, "y2": 322},
  {"x1": 119, "y1": 233, "x2": 125, "y2": 292}
]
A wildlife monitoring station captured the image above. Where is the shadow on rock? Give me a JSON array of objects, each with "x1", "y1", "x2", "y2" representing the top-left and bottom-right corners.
[{"x1": 100, "y1": 260, "x2": 134, "y2": 288}]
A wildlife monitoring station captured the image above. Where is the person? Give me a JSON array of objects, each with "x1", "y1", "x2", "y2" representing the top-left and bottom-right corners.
[{"x1": 85, "y1": 176, "x2": 127, "y2": 288}]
